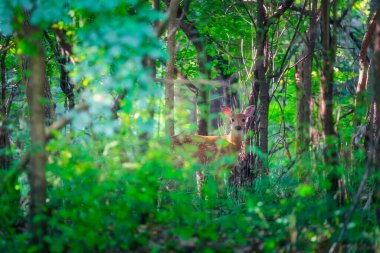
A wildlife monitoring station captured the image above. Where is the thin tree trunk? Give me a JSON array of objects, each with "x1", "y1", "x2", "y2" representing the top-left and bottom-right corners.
[
  {"x1": 373, "y1": 2, "x2": 380, "y2": 227},
  {"x1": 197, "y1": 56, "x2": 209, "y2": 135},
  {"x1": 22, "y1": 66, "x2": 54, "y2": 123},
  {"x1": 42, "y1": 74, "x2": 54, "y2": 121},
  {"x1": 54, "y1": 29, "x2": 74, "y2": 110},
  {"x1": 164, "y1": 0, "x2": 180, "y2": 137},
  {"x1": 23, "y1": 30, "x2": 55, "y2": 124},
  {"x1": 210, "y1": 85, "x2": 223, "y2": 129},
  {"x1": 15, "y1": 11, "x2": 51, "y2": 250},
  {"x1": 44, "y1": 31, "x2": 75, "y2": 111},
  {"x1": 197, "y1": 89, "x2": 209, "y2": 135},
  {"x1": 59, "y1": 56, "x2": 75, "y2": 110},
  {"x1": 354, "y1": 11, "x2": 378, "y2": 128},
  {"x1": 295, "y1": 0, "x2": 318, "y2": 155},
  {"x1": 256, "y1": 0, "x2": 269, "y2": 175},
  {"x1": 320, "y1": 0, "x2": 336, "y2": 142},
  {"x1": 320, "y1": 0, "x2": 339, "y2": 195},
  {"x1": 1, "y1": 38, "x2": 9, "y2": 117},
  {"x1": 0, "y1": 37, "x2": 12, "y2": 169},
  {"x1": 19, "y1": 22, "x2": 48, "y2": 250}
]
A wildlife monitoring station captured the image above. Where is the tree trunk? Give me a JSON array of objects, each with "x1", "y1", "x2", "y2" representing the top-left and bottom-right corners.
[
  {"x1": 373, "y1": 2, "x2": 380, "y2": 228},
  {"x1": 244, "y1": 0, "x2": 294, "y2": 179},
  {"x1": 0, "y1": 37, "x2": 12, "y2": 169},
  {"x1": 196, "y1": 54, "x2": 210, "y2": 135},
  {"x1": 55, "y1": 29, "x2": 74, "y2": 110},
  {"x1": 19, "y1": 22, "x2": 48, "y2": 250},
  {"x1": 44, "y1": 31, "x2": 75, "y2": 111},
  {"x1": 59, "y1": 56, "x2": 75, "y2": 110},
  {"x1": 295, "y1": 0, "x2": 318, "y2": 155},
  {"x1": 23, "y1": 42, "x2": 55, "y2": 123},
  {"x1": 256, "y1": 0, "x2": 269, "y2": 175},
  {"x1": 354, "y1": 11, "x2": 378, "y2": 128},
  {"x1": 210, "y1": 85, "x2": 223, "y2": 130},
  {"x1": 164, "y1": 0, "x2": 181, "y2": 137},
  {"x1": 42, "y1": 74, "x2": 54, "y2": 121},
  {"x1": 320, "y1": 0, "x2": 339, "y2": 195}
]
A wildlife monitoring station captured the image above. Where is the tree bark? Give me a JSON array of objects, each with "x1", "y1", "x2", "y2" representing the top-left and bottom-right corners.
[
  {"x1": 196, "y1": 55, "x2": 210, "y2": 135},
  {"x1": 320, "y1": 0, "x2": 335, "y2": 140},
  {"x1": 320, "y1": 0, "x2": 339, "y2": 195},
  {"x1": 354, "y1": 11, "x2": 378, "y2": 127},
  {"x1": 22, "y1": 50, "x2": 55, "y2": 123},
  {"x1": 164, "y1": 0, "x2": 181, "y2": 137},
  {"x1": 256, "y1": 0, "x2": 269, "y2": 174},
  {"x1": 18, "y1": 19, "x2": 48, "y2": 250},
  {"x1": 210, "y1": 85, "x2": 223, "y2": 129},
  {"x1": 54, "y1": 29, "x2": 75, "y2": 110},
  {"x1": 59, "y1": 56, "x2": 75, "y2": 109},
  {"x1": 295, "y1": 0, "x2": 318, "y2": 155},
  {"x1": 44, "y1": 31, "x2": 75, "y2": 111},
  {"x1": 0, "y1": 37, "x2": 12, "y2": 169},
  {"x1": 373, "y1": 2, "x2": 380, "y2": 228},
  {"x1": 245, "y1": 0, "x2": 294, "y2": 177}
]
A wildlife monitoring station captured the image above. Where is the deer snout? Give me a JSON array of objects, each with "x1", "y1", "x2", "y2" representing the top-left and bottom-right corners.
[{"x1": 235, "y1": 125, "x2": 242, "y2": 131}]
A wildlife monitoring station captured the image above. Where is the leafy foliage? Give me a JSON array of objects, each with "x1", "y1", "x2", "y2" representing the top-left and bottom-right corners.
[{"x1": 0, "y1": 0, "x2": 379, "y2": 252}]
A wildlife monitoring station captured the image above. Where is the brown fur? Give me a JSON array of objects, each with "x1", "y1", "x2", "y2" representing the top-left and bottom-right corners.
[{"x1": 172, "y1": 106, "x2": 255, "y2": 165}]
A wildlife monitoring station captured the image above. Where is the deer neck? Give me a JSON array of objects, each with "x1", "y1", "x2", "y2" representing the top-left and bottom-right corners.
[{"x1": 228, "y1": 129, "x2": 243, "y2": 147}]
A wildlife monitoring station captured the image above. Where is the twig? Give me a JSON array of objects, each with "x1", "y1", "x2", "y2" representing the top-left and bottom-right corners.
[
  {"x1": 0, "y1": 42, "x2": 14, "y2": 53},
  {"x1": 268, "y1": 0, "x2": 295, "y2": 25}
]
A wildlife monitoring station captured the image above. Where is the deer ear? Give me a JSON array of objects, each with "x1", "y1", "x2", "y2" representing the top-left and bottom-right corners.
[
  {"x1": 221, "y1": 107, "x2": 232, "y2": 117},
  {"x1": 243, "y1": 105, "x2": 255, "y2": 117}
]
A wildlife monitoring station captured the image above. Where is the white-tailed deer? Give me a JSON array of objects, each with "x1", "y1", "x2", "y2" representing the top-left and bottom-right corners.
[{"x1": 172, "y1": 105, "x2": 255, "y2": 195}]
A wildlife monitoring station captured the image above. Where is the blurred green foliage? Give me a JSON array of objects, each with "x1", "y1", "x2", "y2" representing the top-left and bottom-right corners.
[{"x1": 0, "y1": 0, "x2": 379, "y2": 252}]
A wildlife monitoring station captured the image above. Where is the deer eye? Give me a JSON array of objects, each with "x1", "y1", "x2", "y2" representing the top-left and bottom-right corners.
[
  {"x1": 231, "y1": 119, "x2": 235, "y2": 122},
  {"x1": 242, "y1": 119, "x2": 245, "y2": 122}
]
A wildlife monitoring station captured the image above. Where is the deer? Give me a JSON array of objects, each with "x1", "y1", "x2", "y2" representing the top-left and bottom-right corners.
[{"x1": 171, "y1": 105, "x2": 256, "y2": 196}]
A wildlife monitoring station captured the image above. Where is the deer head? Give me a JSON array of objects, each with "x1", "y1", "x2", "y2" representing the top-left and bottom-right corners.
[{"x1": 221, "y1": 105, "x2": 255, "y2": 140}]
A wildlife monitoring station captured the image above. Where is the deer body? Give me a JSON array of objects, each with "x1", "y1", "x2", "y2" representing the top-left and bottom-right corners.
[
  {"x1": 170, "y1": 106, "x2": 255, "y2": 197},
  {"x1": 172, "y1": 106, "x2": 255, "y2": 165}
]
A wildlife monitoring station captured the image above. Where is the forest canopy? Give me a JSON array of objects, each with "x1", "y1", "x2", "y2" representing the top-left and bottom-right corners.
[{"x1": 0, "y1": 0, "x2": 380, "y2": 252}]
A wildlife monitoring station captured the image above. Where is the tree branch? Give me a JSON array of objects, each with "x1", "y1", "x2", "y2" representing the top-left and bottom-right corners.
[
  {"x1": 268, "y1": 0, "x2": 295, "y2": 24},
  {"x1": 18, "y1": 103, "x2": 89, "y2": 170},
  {"x1": 356, "y1": 11, "x2": 378, "y2": 95}
]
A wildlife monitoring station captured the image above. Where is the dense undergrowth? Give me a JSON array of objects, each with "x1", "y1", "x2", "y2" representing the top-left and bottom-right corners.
[
  {"x1": 0, "y1": 0, "x2": 379, "y2": 252},
  {"x1": 1, "y1": 134, "x2": 377, "y2": 252}
]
